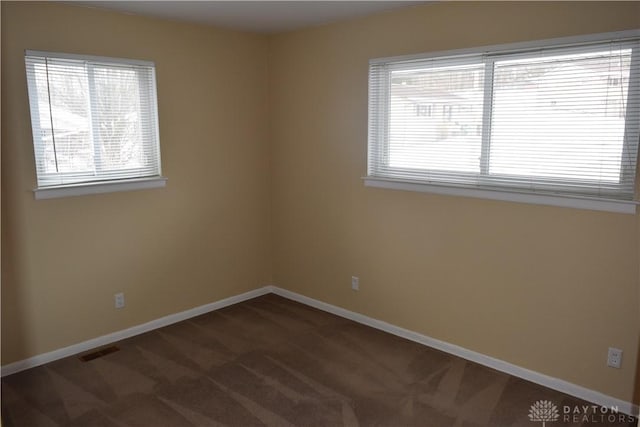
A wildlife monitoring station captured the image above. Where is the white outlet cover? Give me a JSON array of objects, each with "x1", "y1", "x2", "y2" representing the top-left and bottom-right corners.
[
  {"x1": 115, "y1": 292, "x2": 125, "y2": 309},
  {"x1": 607, "y1": 347, "x2": 622, "y2": 368},
  {"x1": 351, "y1": 276, "x2": 359, "y2": 291}
]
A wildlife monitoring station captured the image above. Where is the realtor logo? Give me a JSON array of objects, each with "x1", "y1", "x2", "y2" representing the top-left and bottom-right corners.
[{"x1": 529, "y1": 400, "x2": 559, "y2": 426}]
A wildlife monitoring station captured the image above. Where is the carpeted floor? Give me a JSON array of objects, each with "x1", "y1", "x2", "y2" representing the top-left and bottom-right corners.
[{"x1": 1, "y1": 294, "x2": 636, "y2": 426}]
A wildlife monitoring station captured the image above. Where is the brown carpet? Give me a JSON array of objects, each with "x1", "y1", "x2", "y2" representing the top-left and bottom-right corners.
[{"x1": 1, "y1": 294, "x2": 636, "y2": 426}]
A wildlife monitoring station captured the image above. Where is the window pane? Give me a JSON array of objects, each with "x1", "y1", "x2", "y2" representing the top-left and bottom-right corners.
[
  {"x1": 34, "y1": 61, "x2": 93, "y2": 175},
  {"x1": 388, "y1": 63, "x2": 485, "y2": 173},
  {"x1": 92, "y1": 66, "x2": 145, "y2": 172},
  {"x1": 490, "y1": 49, "x2": 632, "y2": 183}
]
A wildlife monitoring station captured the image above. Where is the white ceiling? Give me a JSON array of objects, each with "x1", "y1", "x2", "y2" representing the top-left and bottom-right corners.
[{"x1": 75, "y1": 1, "x2": 426, "y2": 34}]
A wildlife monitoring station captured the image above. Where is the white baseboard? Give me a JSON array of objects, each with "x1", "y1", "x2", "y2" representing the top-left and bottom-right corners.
[
  {"x1": 0, "y1": 286, "x2": 272, "y2": 377},
  {"x1": 269, "y1": 286, "x2": 639, "y2": 418},
  {"x1": 2, "y1": 284, "x2": 637, "y2": 418}
]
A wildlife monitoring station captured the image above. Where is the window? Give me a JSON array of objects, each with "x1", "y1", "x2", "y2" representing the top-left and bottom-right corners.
[
  {"x1": 367, "y1": 31, "x2": 640, "y2": 213},
  {"x1": 25, "y1": 51, "x2": 165, "y2": 199}
]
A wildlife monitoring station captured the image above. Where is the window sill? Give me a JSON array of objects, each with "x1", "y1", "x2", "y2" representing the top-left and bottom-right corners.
[
  {"x1": 34, "y1": 177, "x2": 167, "y2": 200},
  {"x1": 363, "y1": 177, "x2": 637, "y2": 214}
]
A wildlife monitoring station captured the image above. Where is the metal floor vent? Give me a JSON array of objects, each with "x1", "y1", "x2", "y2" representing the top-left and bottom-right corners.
[{"x1": 79, "y1": 345, "x2": 120, "y2": 362}]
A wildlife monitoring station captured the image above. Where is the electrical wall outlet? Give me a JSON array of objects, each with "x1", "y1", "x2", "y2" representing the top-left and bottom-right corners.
[
  {"x1": 351, "y1": 276, "x2": 359, "y2": 291},
  {"x1": 607, "y1": 347, "x2": 622, "y2": 368},
  {"x1": 114, "y1": 292, "x2": 125, "y2": 309}
]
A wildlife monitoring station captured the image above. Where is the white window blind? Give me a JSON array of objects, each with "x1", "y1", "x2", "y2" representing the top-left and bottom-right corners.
[
  {"x1": 25, "y1": 51, "x2": 162, "y2": 189},
  {"x1": 368, "y1": 33, "x2": 640, "y2": 203}
]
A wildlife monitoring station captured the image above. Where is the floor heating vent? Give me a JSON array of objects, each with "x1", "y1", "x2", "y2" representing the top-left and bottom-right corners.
[{"x1": 79, "y1": 345, "x2": 120, "y2": 362}]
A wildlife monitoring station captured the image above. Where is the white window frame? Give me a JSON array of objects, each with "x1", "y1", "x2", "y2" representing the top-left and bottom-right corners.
[
  {"x1": 365, "y1": 30, "x2": 640, "y2": 214},
  {"x1": 25, "y1": 50, "x2": 166, "y2": 200}
]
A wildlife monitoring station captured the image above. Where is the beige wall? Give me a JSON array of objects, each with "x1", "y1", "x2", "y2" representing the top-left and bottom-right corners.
[
  {"x1": 2, "y1": 0, "x2": 640, "y2": 406},
  {"x1": 269, "y1": 2, "x2": 640, "y2": 402},
  {"x1": 1, "y1": 2, "x2": 271, "y2": 363}
]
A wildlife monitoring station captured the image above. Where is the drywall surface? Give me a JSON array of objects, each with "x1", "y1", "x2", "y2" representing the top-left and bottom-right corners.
[
  {"x1": 269, "y1": 1, "x2": 640, "y2": 401},
  {"x1": 1, "y1": 1, "x2": 271, "y2": 364}
]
